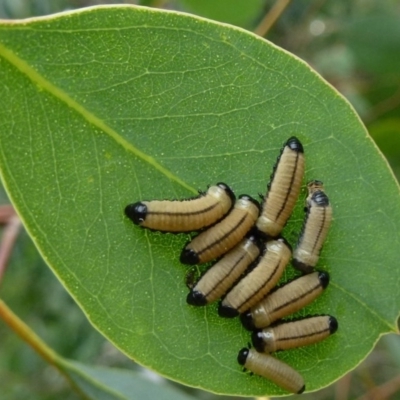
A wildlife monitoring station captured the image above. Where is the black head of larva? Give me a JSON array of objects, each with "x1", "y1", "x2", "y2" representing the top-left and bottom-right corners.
[
  {"x1": 329, "y1": 316, "x2": 339, "y2": 334},
  {"x1": 217, "y1": 182, "x2": 236, "y2": 204},
  {"x1": 237, "y1": 348, "x2": 249, "y2": 366},
  {"x1": 218, "y1": 303, "x2": 239, "y2": 318},
  {"x1": 240, "y1": 311, "x2": 256, "y2": 331},
  {"x1": 238, "y1": 194, "x2": 260, "y2": 209},
  {"x1": 180, "y1": 248, "x2": 200, "y2": 265},
  {"x1": 186, "y1": 290, "x2": 207, "y2": 306},
  {"x1": 124, "y1": 202, "x2": 147, "y2": 225},
  {"x1": 312, "y1": 191, "x2": 330, "y2": 207},
  {"x1": 318, "y1": 270, "x2": 330, "y2": 289},
  {"x1": 251, "y1": 330, "x2": 266, "y2": 353},
  {"x1": 286, "y1": 136, "x2": 304, "y2": 153},
  {"x1": 298, "y1": 385, "x2": 306, "y2": 394}
]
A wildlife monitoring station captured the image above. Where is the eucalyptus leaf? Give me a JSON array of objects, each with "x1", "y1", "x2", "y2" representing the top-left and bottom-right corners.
[{"x1": 0, "y1": 5, "x2": 399, "y2": 396}]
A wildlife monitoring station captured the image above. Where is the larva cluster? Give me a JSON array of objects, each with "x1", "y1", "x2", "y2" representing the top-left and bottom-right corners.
[{"x1": 124, "y1": 136, "x2": 335, "y2": 395}]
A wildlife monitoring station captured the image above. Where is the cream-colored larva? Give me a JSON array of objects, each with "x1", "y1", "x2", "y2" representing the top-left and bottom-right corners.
[
  {"x1": 240, "y1": 271, "x2": 329, "y2": 330},
  {"x1": 186, "y1": 234, "x2": 262, "y2": 306},
  {"x1": 252, "y1": 315, "x2": 338, "y2": 353},
  {"x1": 124, "y1": 183, "x2": 235, "y2": 233},
  {"x1": 180, "y1": 195, "x2": 260, "y2": 265},
  {"x1": 256, "y1": 137, "x2": 305, "y2": 238},
  {"x1": 293, "y1": 181, "x2": 332, "y2": 273},
  {"x1": 218, "y1": 238, "x2": 291, "y2": 318},
  {"x1": 237, "y1": 347, "x2": 305, "y2": 394}
]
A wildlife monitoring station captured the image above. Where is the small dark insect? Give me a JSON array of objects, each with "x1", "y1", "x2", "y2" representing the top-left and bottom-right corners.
[
  {"x1": 256, "y1": 137, "x2": 305, "y2": 238},
  {"x1": 186, "y1": 234, "x2": 262, "y2": 306},
  {"x1": 184, "y1": 266, "x2": 200, "y2": 290},
  {"x1": 124, "y1": 183, "x2": 235, "y2": 233},
  {"x1": 293, "y1": 181, "x2": 332, "y2": 273},
  {"x1": 237, "y1": 347, "x2": 305, "y2": 394},
  {"x1": 306, "y1": 180, "x2": 324, "y2": 200},
  {"x1": 218, "y1": 238, "x2": 292, "y2": 318},
  {"x1": 252, "y1": 315, "x2": 338, "y2": 353},
  {"x1": 240, "y1": 271, "x2": 329, "y2": 330},
  {"x1": 180, "y1": 195, "x2": 260, "y2": 265}
]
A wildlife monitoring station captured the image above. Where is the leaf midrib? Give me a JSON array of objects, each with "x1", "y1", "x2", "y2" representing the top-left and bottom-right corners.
[{"x1": 0, "y1": 41, "x2": 196, "y2": 194}]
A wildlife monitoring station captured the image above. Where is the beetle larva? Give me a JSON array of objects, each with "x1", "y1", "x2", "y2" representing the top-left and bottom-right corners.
[
  {"x1": 186, "y1": 234, "x2": 262, "y2": 306},
  {"x1": 240, "y1": 271, "x2": 329, "y2": 330},
  {"x1": 237, "y1": 347, "x2": 305, "y2": 394},
  {"x1": 252, "y1": 315, "x2": 338, "y2": 353},
  {"x1": 124, "y1": 183, "x2": 235, "y2": 233},
  {"x1": 218, "y1": 238, "x2": 291, "y2": 318},
  {"x1": 293, "y1": 182, "x2": 332, "y2": 273},
  {"x1": 180, "y1": 195, "x2": 260, "y2": 265},
  {"x1": 256, "y1": 137, "x2": 305, "y2": 238}
]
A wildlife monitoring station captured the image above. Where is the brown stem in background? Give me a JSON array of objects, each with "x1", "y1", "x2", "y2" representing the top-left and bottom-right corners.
[
  {"x1": 355, "y1": 374, "x2": 400, "y2": 400},
  {"x1": 0, "y1": 206, "x2": 21, "y2": 285},
  {"x1": 0, "y1": 204, "x2": 15, "y2": 224},
  {"x1": 0, "y1": 299, "x2": 90, "y2": 399},
  {"x1": 334, "y1": 372, "x2": 352, "y2": 400},
  {"x1": 254, "y1": 0, "x2": 292, "y2": 37},
  {"x1": 0, "y1": 299, "x2": 58, "y2": 364}
]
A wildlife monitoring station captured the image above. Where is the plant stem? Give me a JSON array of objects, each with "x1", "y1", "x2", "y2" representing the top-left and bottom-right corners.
[
  {"x1": 0, "y1": 298, "x2": 59, "y2": 364},
  {"x1": 0, "y1": 213, "x2": 21, "y2": 285},
  {"x1": 254, "y1": 0, "x2": 292, "y2": 37},
  {"x1": 0, "y1": 299, "x2": 90, "y2": 399}
]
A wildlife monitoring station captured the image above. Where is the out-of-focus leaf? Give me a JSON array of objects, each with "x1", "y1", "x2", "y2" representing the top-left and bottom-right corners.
[
  {"x1": 382, "y1": 334, "x2": 400, "y2": 369},
  {"x1": 368, "y1": 118, "x2": 400, "y2": 179},
  {"x1": 58, "y1": 359, "x2": 195, "y2": 400},
  {"x1": 342, "y1": 14, "x2": 400, "y2": 76},
  {"x1": 178, "y1": 0, "x2": 264, "y2": 28}
]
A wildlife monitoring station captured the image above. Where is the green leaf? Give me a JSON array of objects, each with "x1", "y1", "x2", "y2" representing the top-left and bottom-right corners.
[
  {"x1": 0, "y1": 5, "x2": 399, "y2": 396},
  {"x1": 58, "y1": 359, "x2": 195, "y2": 400}
]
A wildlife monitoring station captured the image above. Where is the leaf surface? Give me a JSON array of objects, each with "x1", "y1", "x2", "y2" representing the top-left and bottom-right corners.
[{"x1": 0, "y1": 5, "x2": 399, "y2": 396}]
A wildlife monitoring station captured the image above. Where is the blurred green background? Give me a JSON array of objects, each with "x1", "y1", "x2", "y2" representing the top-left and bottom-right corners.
[{"x1": 0, "y1": 0, "x2": 399, "y2": 399}]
